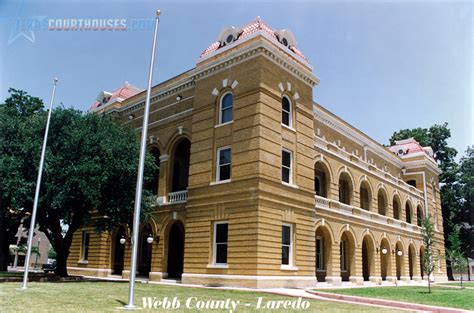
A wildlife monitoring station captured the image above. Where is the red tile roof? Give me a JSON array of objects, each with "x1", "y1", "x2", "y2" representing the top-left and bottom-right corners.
[
  {"x1": 89, "y1": 82, "x2": 142, "y2": 111},
  {"x1": 389, "y1": 138, "x2": 434, "y2": 159},
  {"x1": 199, "y1": 17, "x2": 309, "y2": 63}
]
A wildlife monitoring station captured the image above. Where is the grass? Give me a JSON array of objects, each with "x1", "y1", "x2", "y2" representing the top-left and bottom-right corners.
[
  {"x1": 0, "y1": 272, "x2": 24, "y2": 277},
  {"x1": 314, "y1": 285, "x2": 474, "y2": 310},
  {"x1": 0, "y1": 281, "x2": 398, "y2": 313},
  {"x1": 439, "y1": 281, "x2": 474, "y2": 288}
]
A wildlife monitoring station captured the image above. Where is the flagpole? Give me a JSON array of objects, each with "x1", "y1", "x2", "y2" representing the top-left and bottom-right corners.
[
  {"x1": 124, "y1": 9, "x2": 161, "y2": 309},
  {"x1": 21, "y1": 77, "x2": 58, "y2": 290}
]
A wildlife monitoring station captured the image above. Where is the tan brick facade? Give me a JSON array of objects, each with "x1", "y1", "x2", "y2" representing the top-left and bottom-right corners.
[{"x1": 68, "y1": 20, "x2": 448, "y2": 287}]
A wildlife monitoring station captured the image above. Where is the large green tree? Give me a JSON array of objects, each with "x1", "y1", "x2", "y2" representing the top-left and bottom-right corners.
[
  {"x1": 457, "y1": 147, "x2": 474, "y2": 259},
  {"x1": 0, "y1": 89, "x2": 157, "y2": 276},
  {"x1": 0, "y1": 88, "x2": 44, "y2": 271}
]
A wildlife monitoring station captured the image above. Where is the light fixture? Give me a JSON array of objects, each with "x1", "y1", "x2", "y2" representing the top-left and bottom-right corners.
[
  {"x1": 119, "y1": 236, "x2": 126, "y2": 245},
  {"x1": 382, "y1": 248, "x2": 388, "y2": 255},
  {"x1": 147, "y1": 234, "x2": 154, "y2": 244},
  {"x1": 128, "y1": 114, "x2": 135, "y2": 120},
  {"x1": 397, "y1": 250, "x2": 403, "y2": 256},
  {"x1": 176, "y1": 95, "x2": 182, "y2": 101}
]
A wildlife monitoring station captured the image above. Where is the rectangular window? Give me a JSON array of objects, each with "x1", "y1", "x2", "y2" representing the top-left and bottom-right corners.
[
  {"x1": 81, "y1": 232, "x2": 90, "y2": 261},
  {"x1": 340, "y1": 240, "x2": 347, "y2": 271},
  {"x1": 213, "y1": 222, "x2": 228, "y2": 264},
  {"x1": 281, "y1": 224, "x2": 293, "y2": 266},
  {"x1": 217, "y1": 147, "x2": 231, "y2": 182},
  {"x1": 281, "y1": 150, "x2": 292, "y2": 184},
  {"x1": 316, "y1": 237, "x2": 324, "y2": 270}
]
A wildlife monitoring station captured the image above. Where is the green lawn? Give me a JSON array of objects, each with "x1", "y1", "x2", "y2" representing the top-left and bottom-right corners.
[
  {"x1": 0, "y1": 272, "x2": 23, "y2": 277},
  {"x1": 314, "y1": 286, "x2": 474, "y2": 310},
  {"x1": 439, "y1": 281, "x2": 474, "y2": 288},
  {"x1": 0, "y1": 282, "x2": 397, "y2": 313}
]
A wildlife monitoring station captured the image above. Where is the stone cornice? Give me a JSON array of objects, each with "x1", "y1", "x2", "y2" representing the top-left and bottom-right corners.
[
  {"x1": 404, "y1": 160, "x2": 442, "y2": 175},
  {"x1": 314, "y1": 104, "x2": 442, "y2": 175},
  {"x1": 106, "y1": 78, "x2": 195, "y2": 115},
  {"x1": 192, "y1": 38, "x2": 319, "y2": 87}
]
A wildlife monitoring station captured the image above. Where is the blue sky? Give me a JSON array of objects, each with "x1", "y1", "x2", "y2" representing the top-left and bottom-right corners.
[{"x1": 0, "y1": 0, "x2": 472, "y2": 157}]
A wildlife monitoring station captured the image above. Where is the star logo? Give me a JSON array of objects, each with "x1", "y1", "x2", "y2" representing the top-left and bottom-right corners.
[{"x1": 0, "y1": 0, "x2": 47, "y2": 46}]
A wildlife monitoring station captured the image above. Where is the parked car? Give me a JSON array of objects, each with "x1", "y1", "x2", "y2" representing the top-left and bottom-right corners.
[{"x1": 42, "y1": 261, "x2": 56, "y2": 273}]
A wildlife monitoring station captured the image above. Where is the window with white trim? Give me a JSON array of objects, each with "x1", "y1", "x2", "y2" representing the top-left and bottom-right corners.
[
  {"x1": 340, "y1": 240, "x2": 347, "y2": 271},
  {"x1": 316, "y1": 237, "x2": 324, "y2": 270},
  {"x1": 281, "y1": 224, "x2": 293, "y2": 266},
  {"x1": 213, "y1": 222, "x2": 228, "y2": 264},
  {"x1": 219, "y1": 92, "x2": 233, "y2": 124},
  {"x1": 281, "y1": 96, "x2": 292, "y2": 127},
  {"x1": 216, "y1": 147, "x2": 231, "y2": 182},
  {"x1": 281, "y1": 149, "x2": 292, "y2": 184},
  {"x1": 81, "y1": 232, "x2": 90, "y2": 261}
]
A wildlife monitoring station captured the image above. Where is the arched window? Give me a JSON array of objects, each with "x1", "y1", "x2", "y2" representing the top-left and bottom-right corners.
[
  {"x1": 315, "y1": 162, "x2": 329, "y2": 198},
  {"x1": 282, "y1": 96, "x2": 292, "y2": 128},
  {"x1": 338, "y1": 173, "x2": 352, "y2": 205},
  {"x1": 377, "y1": 189, "x2": 387, "y2": 216},
  {"x1": 219, "y1": 92, "x2": 233, "y2": 124},
  {"x1": 146, "y1": 148, "x2": 161, "y2": 196},
  {"x1": 393, "y1": 196, "x2": 401, "y2": 220},
  {"x1": 171, "y1": 139, "x2": 190, "y2": 192},
  {"x1": 359, "y1": 181, "x2": 371, "y2": 211},
  {"x1": 405, "y1": 202, "x2": 412, "y2": 224},
  {"x1": 417, "y1": 206, "x2": 423, "y2": 226}
]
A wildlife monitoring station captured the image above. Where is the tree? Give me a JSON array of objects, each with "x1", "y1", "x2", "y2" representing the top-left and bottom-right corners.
[
  {"x1": 36, "y1": 108, "x2": 157, "y2": 276},
  {"x1": 0, "y1": 88, "x2": 45, "y2": 271},
  {"x1": 420, "y1": 216, "x2": 436, "y2": 293},
  {"x1": 446, "y1": 225, "x2": 468, "y2": 288},
  {"x1": 457, "y1": 147, "x2": 474, "y2": 260},
  {"x1": 1, "y1": 89, "x2": 157, "y2": 276},
  {"x1": 16, "y1": 244, "x2": 41, "y2": 257}
]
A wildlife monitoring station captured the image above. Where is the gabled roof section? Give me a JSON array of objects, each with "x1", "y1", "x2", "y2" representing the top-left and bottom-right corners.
[
  {"x1": 199, "y1": 17, "x2": 309, "y2": 65},
  {"x1": 89, "y1": 82, "x2": 142, "y2": 112}
]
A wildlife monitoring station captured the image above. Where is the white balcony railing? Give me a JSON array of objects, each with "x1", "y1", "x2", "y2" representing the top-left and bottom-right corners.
[
  {"x1": 168, "y1": 190, "x2": 188, "y2": 203},
  {"x1": 339, "y1": 203, "x2": 353, "y2": 215},
  {"x1": 315, "y1": 196, "x2": 419, "y2": 233},
  {"x1": 315, "y1": 195, "x2": 330, "y2": 208}
]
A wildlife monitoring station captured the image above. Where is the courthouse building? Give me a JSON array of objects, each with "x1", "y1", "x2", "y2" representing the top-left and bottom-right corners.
[{"x1": 68, "y1": 18, "x2": 448, "y2": 287}]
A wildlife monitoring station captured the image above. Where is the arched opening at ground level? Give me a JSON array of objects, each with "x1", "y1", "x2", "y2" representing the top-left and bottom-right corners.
[
  {"x1": 408, "y1": 244, "x2": 416, "y2": 280},
  {"x1": 138, "y1": 224, "x2": 153, "y2": 277},
  {"x1": 167, "y1": 221, "x2": 185, "y2": 279},
  {"x1": 315, "y1": 225, "x2": 332, "y2": 282},
  {"x1": 395, "y1": 241, "x2": 404, "y2": 280},
  {"x1": 340, "y1": 230, "x2": 355, "y2": 282},
  {"x1": 362, "y1": 235, "x2": 375, "y2": 281},
  {"x1": 380, "y1": 238, "x2": 391, "y2": 280},
  {"x1": 112, "y1": 226, "x2": 126, "y2": 275}
]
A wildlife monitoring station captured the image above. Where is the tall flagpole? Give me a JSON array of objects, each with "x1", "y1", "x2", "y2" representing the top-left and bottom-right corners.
[
  {"x1": 21, "y1": 77, "x2": 58, "y2": 290},
  {"x1": 124, "y1": 9, "x2": 161, "y2": 309}
]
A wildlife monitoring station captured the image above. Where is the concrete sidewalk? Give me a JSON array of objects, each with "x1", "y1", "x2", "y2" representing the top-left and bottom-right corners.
[{"x1": 307, "y1": 290, "x2": 468, "y2": 313}]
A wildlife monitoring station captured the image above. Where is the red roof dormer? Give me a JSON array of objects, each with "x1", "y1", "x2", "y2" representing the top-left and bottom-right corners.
[
  {"x1": 389, "y1": 138, "x2": 435, "y2": 160},
  {"x1": 89, "y1": 82, "x2": 142, "y2": 111}
]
